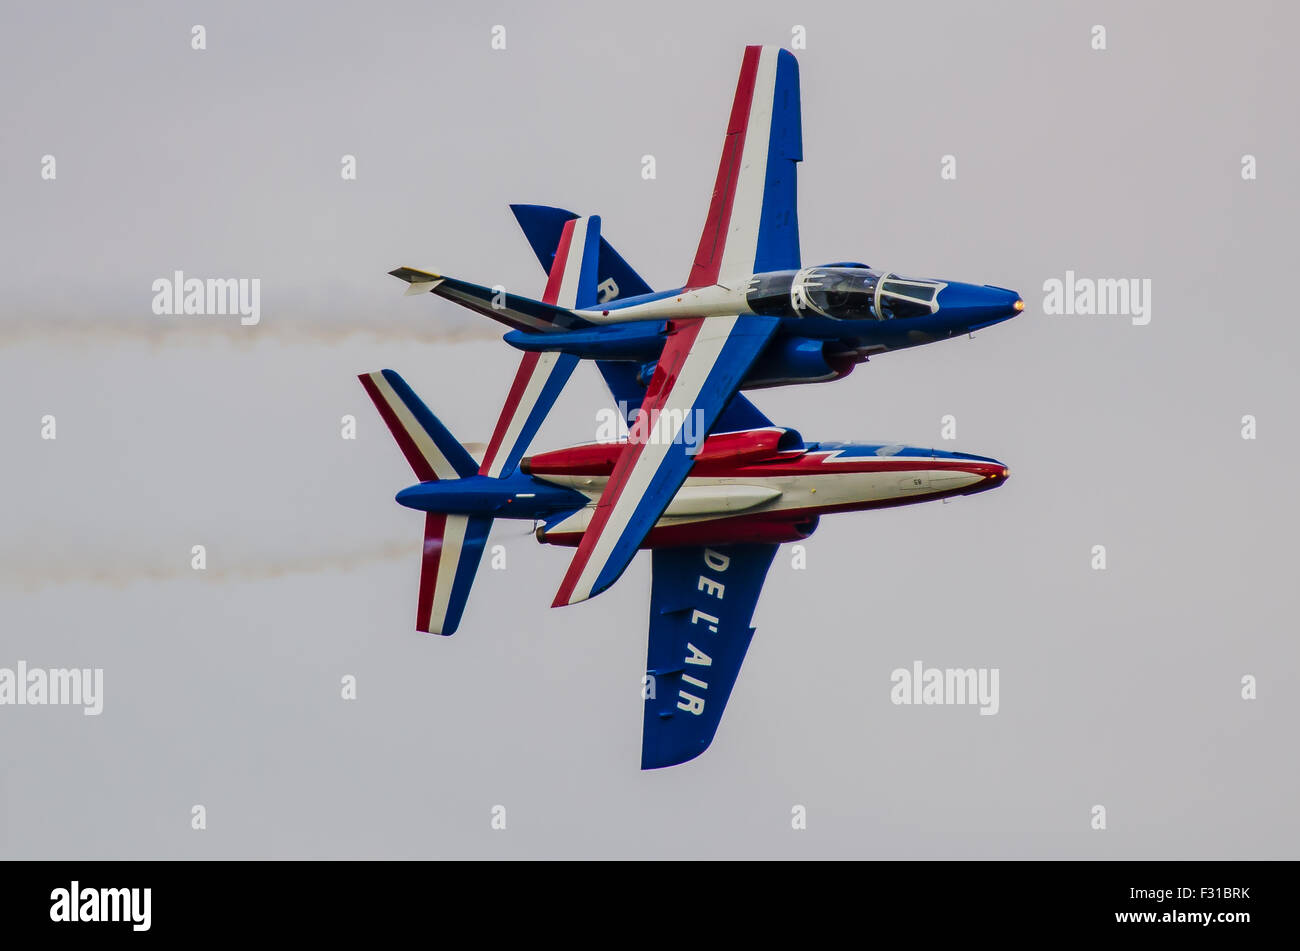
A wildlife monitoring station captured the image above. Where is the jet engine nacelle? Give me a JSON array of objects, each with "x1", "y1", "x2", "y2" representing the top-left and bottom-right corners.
[{"x1": 741, "y1": 335, "x2": 857, "y2": 389}]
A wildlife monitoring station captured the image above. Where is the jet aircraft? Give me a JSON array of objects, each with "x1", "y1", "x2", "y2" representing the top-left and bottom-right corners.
[
  {"x1": 359, "y1": 365, "x2": 1009, "y2": 768},
  {"x1": 389, "y1": 45, "x2": 1022, "y2": 609},
  {"x1": 362, "y1": 45, "x2": 1018, "y2": 767}
]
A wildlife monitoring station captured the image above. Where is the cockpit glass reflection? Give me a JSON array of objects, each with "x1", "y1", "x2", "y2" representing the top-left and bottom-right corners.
[
  {"x1": 745, "y1": 267, "x2": 944, "y2": 321},
  {"x1": 883, "y1": 280, "x2": 937, "y2": 302}
]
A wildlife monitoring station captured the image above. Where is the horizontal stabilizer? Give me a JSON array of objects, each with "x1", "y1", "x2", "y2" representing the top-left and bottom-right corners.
[
  {"x1": 358, "y1": 369, "x2": 478, "y2": 481},
  {"x1": 358, "y1": 369, "x2": 494, "y2": 636},
  {"x1": 417, "y1": 512, "x2": 492, "y2": 635},
  {"x1": 388, "y1": 268, "x2": 589, "y2": 334}
]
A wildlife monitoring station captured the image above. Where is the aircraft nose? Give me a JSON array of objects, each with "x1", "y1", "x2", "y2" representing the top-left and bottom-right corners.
[
  {"x1": 965, "y1": 458, "x2": 1010, "y2": 494},
  {"x1": 986, "y1": 285, "x2": 1025, "y2": 316},
  {"x1": 982, "y1": 461, "x2": 1010, "y2": 483},
  {"x1": 936, "y1": 282, "x2": 1024, "y2": 327}
]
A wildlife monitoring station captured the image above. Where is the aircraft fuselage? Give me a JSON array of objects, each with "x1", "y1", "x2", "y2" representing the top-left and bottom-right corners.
[
  {"x1": 502, "y1": 266, "x2": 1024, "y2": 388},
  {"x1": 395, "y1": 427, "x2": 1009, "y2": 550}
]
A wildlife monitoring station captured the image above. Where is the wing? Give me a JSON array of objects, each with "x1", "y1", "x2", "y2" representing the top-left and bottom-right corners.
[
  {"x1": 642, "y1": 543, "x2": 778, "y2": 769},
  {"x1": 508, "y1": 203, "x2": 773, "y2": 431},
  {"x1": 688, "y1": 45, "x2": 802, "y2": 289},
  {"x1": 596, "y1": 361, "x2": 774, "y2": 432},
  {"x1": 552, "y1": 313, "x2": 780, "y2": 606},
  {"x1": 477, "y1": 351, "x2": 578, "y2": 478}
]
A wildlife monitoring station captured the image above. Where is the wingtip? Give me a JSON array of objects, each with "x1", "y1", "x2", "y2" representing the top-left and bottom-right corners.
[
  {"x1": 551, "y1": 591, "x2": 583, "y2": 609},
  {"x1": 641, "y1": 745, "x2": 708, "y2": 770},
  {"x1": 553, "y1": 567, "x2": 614, "y2": 607},
  {"x1": 389, "y1": 265, "x2": 442, "y2": 283}
]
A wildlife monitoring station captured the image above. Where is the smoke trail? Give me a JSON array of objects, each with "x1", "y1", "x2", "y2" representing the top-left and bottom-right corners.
[
  {"x1": 1, "y1": 529, "x2": 540, "y2": 591},
  {"x1": 0, "y1": 539, "x2": 413, "y2": 591},
  {"x1": 0, "y1": 318, "x2": 503, "y2": 349}
]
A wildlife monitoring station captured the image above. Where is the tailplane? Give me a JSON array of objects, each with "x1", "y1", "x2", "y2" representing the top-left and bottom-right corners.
[
  {"x1": 358, "y1": 369, "x2": 478, "y2": 481},
  {"x1": 389, "y1": 213, "x2": 604, "y2": 331}
]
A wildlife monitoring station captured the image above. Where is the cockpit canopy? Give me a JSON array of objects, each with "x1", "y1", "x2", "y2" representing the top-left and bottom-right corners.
[
  {"x1": 878, "y1": 276, "x2": 942, "y2": 319},
  {"x1": 747, "y1": 267, "x2": 945, "y2": 321}
]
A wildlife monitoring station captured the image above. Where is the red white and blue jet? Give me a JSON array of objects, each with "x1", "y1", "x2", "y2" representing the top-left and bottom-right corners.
[
  {"x1": 359, "y1": 363, "x2": 1009, "y2": 769},
  {"x1": 365, "y1": 46, "x2": 1017, "y2": 768}
]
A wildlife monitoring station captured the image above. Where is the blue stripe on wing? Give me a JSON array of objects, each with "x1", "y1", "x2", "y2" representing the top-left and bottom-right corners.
[
  {"x1": 753, "y1": 47, "x2": 803, "y2": 274},
  {"x1": 440, "y1": 514, "x2": 494, "y2": 636},
  {"x1": 381, "y1": 369, "x2": 479, "y2": 479}
]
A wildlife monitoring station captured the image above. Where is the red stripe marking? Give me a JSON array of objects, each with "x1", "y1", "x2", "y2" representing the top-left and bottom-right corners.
[
  {"x1": 478, "y1": 351, "x2": 541, "y2": 475},
  {"x1": 416, "y1": 512, "x2": 446, "y2": 632},
  {"x1": 358, "y1": 373, "x2": 437, "y2": 483},
  {"x1": 686, "y1": 46, "x2": 761, "y2": 289},
  {"x1": 690, "y1": 456, "x2": 1006, "y2": 478},
  {"x1": 478, "y1": 219, "x2": 578, "y2": 475},
  {"x1": 542, "y1": 218, "x2": 578, "y2": 306},
  {"x1": 551, "y1": 318, "x2": 706, "y2": 606}
]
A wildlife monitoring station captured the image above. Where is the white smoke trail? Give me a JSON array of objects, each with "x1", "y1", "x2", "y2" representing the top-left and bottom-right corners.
[
  {"x1": 0, "y1": 318, "x2": 502, "y2": 349},
  {"x1": 0, "y1": 540, "x2": 413, "y2": 591},
  {"x1": 1, "y1": 531, "x2": 540, "y2": 591}
]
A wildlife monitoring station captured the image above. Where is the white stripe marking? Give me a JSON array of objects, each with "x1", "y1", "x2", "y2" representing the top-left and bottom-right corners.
[
  {"x1": 568, "y1": 316, "x2": 741, "y2": 601},
  {"x1": 368, "y1": 372, "x2": 461, "y2": 480},
  {"x1": 484, "y1": 351, "x2": 565, "y2": 478},
  {"x1": 555, "y1": 217, "x2": 590, "y2": 309},
  {"x1": 717, "y1": 47, "x2": 780, "y2": 286},
  {"x1": 543, "y1": 468, "x2": 989, "y2": 538},
  {"x1": 426, "y1": 513, "x2": 470, "y2": 633}
]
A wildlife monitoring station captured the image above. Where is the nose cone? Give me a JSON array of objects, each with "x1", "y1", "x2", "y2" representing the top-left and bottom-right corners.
[
  {"x1": 931, "y1": 450, "x2": 1010, "y2": 497},
  {"x1": 936, "y1": 282, "x2": 1023, "y2": 330},
  {"x1": 967, "y1": 460, "x2": 1010, "y2": 496}
]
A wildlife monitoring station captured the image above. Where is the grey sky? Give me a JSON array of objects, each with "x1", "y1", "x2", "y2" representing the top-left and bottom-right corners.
[{"x1": 1, "y1": 1, "x2": 1297, "y2": 858}]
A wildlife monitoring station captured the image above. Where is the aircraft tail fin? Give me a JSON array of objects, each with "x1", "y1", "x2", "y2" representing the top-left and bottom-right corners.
[
  {"x1": 541, "y1": 215, "x2": 602, "y2": 309},
  {"x1": 511, "y1": 204, "x2": 653, "y2": 304},
  {"x1": 358, "y1": 369, "x2": 489, "y2": 635}
]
